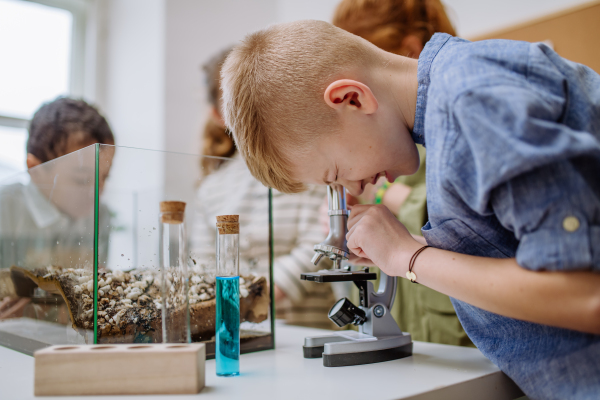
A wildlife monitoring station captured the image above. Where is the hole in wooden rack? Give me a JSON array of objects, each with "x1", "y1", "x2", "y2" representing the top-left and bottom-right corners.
[
  {"x1": 90, "y1": 346, "x2": 116, "y2": 351},
  {"x1": 166, "y1": 345, "x2": 188, "y2": 349},
  {"x1": 128, "y1": 345, "x2": 151, "y2": 350},
  {"x1": 54, "y1": 346, "x2": 78, "y2": 351}
]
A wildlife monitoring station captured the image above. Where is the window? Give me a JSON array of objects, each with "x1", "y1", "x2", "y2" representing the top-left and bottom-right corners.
[{"x1": 0, "y1": 0, "x2": 86, "y2": 179}]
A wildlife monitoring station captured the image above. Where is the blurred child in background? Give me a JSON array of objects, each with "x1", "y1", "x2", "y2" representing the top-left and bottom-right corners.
[{"x1": 0, "y1": 97, "x2": 115, "y2": 320}]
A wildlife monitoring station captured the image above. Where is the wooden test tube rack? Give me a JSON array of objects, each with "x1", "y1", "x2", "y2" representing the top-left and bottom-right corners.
[{"x1": 34, "y1": 343, "x2": 205, "y2": 396}]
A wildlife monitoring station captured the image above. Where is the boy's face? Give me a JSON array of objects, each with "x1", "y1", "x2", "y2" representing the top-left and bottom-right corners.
[
  {"x1": 28, "y1": 137, "x2": 115, "y2": 219},
  {"x1": 291, "y1": 114, "x2": 419, "y2": 196}
]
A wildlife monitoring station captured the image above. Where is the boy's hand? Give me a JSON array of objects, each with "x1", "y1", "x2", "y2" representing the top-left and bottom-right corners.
[{"x1": 346, "y1": 204, "x2": 422, "y2": 276}]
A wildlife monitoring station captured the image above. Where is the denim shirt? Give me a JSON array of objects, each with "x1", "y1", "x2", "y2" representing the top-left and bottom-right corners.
[{"x1": 414, "y1": 33, "x2": 600, "y2": 399}]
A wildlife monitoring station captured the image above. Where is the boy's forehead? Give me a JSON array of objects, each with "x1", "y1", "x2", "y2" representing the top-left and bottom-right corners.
[{"x1": 287, "y1": 145, "x2": 331, "y2": 186}]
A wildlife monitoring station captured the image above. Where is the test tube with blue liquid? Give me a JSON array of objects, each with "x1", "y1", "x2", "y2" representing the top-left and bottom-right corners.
[{"x1": 215, "y1": 215, "x2": 240, "y2": 376}]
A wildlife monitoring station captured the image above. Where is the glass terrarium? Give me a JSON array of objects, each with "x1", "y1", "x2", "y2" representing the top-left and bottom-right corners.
[{"x1": 0, "y1": 144, "x2": 274, "y2": 357}]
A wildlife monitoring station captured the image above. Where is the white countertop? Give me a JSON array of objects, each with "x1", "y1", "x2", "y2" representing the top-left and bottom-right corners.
[{"x1": 0, "y1": 323, "x2": 523, "y2": 400}]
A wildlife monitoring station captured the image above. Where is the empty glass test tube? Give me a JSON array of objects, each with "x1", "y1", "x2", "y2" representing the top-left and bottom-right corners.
[
  {"x1": 159, "y1": 201, "x2": 191, "y2": 344},
  {"x1": 215, "y1": 215, "x2": 240, "y2": 377}
]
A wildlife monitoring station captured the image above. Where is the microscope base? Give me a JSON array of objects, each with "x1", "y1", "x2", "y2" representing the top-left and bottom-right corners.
[
  {"x1": 303, "y1": 331, "x2": 413, "y2": 367},
  {"x1": 324, "y1": 342, "x2": 412, "y2": 367}
]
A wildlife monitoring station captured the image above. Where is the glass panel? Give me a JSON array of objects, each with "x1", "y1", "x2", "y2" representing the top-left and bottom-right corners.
[
  {"x1": 0, "y1": 144, "x2": 274, "y2": 356},
  {"x1": 0, "y1": 125, "x2": 27, "y2": 180},
  {"x1": 0, "y1": 145, "x2": 97, "y2": 353},
  {"x1": 0, "y1": 0, "x2": 72, "y2": 119},
  {"x1": 96, "y1": 145, "x2": 273, "y2": 356}
]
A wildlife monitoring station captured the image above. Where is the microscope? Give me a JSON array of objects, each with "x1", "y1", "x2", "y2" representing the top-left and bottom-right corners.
[{"x1": 301, "y1": 184, "x2": 413, "y2": 367}]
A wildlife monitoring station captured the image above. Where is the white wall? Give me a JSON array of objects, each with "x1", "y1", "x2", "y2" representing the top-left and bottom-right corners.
[
  {"x1": 277, "y1": 0, "x2": 338, "y2": 23},
  {"x1": 101, "y1": 0, "x2": 165, "y2": 153},
  {"x1": 98, "y1": 0, "x2": 279, "y2": 177},
  {"x1": 163, "y1": 0, "x2": 278, "y2": 196},
  {"x1": 98, "y1": 0, "x2": 166, "y2": 269}
]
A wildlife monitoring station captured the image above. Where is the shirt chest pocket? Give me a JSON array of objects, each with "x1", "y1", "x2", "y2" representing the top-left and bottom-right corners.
[{"x1": 422, "y1": 218, "x2": 511, "y2": 259}]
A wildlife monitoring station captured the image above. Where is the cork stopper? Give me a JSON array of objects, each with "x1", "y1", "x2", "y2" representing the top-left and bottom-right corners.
[
  {"x1": 160, "y1": 201, "x2": 186, "y2": 224},
  {"x1": 216, "y1": 215, "x2": 239, "y2": 234},
  {"x1": 216, "y1": 215, "x2": 239, "y2": 223}
]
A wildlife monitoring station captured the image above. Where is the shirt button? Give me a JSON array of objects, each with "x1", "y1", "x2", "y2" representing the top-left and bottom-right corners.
[{"x1": 562, "y1": 216, "x2": 580, "y2": 232}]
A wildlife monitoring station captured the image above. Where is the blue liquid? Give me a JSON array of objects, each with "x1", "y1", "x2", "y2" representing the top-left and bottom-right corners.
[{"x1": 216, "y1": 276, "x2": 240, "y2": 376}]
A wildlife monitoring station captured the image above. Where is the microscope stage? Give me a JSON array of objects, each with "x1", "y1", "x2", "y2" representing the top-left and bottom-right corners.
[{"x1": 301, "y1": 269, "x2": 377, "y2": 283}]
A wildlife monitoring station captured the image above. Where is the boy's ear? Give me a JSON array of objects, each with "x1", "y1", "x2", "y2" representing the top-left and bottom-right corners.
[
  {"x1": 26, "y1": 153, "x2": 42, "y2": 169},
  {"x1": 324, "y1": 79, "x2": 378, "y2": 114}
]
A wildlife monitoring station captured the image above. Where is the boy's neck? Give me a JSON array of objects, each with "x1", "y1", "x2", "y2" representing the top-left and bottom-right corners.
[{"x1": 377, "y1": 53, "x2": 419, "y2": 132}]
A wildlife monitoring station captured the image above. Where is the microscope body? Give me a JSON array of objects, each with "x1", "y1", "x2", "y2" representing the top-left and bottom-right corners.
[
  {"x1": 310, "y1": 185, "x2": 349, "y2": 269},
  {"x1": 300, "y1": 185, "x2": 413, "y2": 367}
]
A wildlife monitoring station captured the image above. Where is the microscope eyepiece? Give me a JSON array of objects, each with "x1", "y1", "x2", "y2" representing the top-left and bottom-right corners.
[
  {"x1": 313, "y1": 185, "x2": 350, "y2": 268},
  {"x1": 328, "y1": 297, "x2": 366, "y2": 328}
]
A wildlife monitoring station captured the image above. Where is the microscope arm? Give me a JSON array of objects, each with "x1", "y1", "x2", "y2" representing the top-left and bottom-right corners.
[{"x1": 367, "y1": 272, "x2": 397, "y2": 311}]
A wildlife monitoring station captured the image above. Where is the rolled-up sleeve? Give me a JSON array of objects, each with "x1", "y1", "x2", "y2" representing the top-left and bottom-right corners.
[{"x1": 450, "y1": 85, "x2": 600, "y2": 272}]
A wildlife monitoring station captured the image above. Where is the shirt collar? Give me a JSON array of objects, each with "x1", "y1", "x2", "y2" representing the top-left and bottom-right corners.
[
  {"x1": 22, "y1": 181, "x2": 62, "y2": 229},
  {"x1": 412, "y1": 33, "x2": 453, "y2": 146}
]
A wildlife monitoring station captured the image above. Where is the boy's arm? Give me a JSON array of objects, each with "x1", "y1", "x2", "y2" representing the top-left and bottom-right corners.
[
  {"x1": 413, "y1": 248, "x2": 600, "y2": 335},
  {"x1": 346, "y1": 204, "x2": 600, "y2": 334}
]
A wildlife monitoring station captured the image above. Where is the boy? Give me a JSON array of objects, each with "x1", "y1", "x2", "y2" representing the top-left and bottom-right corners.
[
  {"x1": 0, "y1": 98, "x2": 114, "y2": 317},
  {"x1": 221, "y1": 20, "x2": 600, "y2": 399}
]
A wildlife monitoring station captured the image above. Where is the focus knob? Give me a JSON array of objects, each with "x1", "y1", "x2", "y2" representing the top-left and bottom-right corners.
[{"x1": 328, "y1": 298, "x2": 366, "y2": 328}]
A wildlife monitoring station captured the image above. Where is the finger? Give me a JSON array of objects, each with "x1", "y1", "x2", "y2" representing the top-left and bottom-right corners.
[
  {"x1": 347, "y1": 226, "x2": 370, "y2": 260},
  {"x1": 350, "y1": 246, "x2": 369, "y2": 259},
  {"x1": 346, "y1": 234, "x2": 363, "y2": 257},
  {"x1": 347, "y1": 204, "x2": 373, "y2": 230},
  {"x1": 346, "y1": 211, "x2": 372, "y2": 240},
  {"x1": 347, "y1": 213, "x2": 367, "y2": 232},
  {"x1": 346, "y1": 221, "x2": 357, "y2": 239}
]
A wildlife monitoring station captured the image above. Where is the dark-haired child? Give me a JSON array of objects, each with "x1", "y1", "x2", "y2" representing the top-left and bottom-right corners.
[{"x1": 0, "y1": 98, "x2": 115, "y2": 312}]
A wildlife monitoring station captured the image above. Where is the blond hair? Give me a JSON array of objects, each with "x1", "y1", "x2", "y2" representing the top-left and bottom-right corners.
[
  {"x1": 221, "y1": 20, "x2": 383, "y2": 193},
  {"x1": 333, "y1": 0, "x2": 455, "y2": 55}
]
